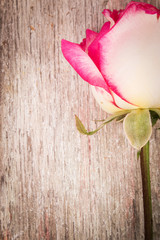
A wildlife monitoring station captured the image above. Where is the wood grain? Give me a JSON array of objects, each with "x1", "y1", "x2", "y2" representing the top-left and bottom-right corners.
[{"x1": 0, "y1": 0, "x2": 160, "y2": 239}]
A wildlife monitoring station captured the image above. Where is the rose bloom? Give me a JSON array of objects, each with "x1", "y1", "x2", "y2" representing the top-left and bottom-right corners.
[{"x1": 61, "y1": 2, "x2": 160, "y2": 114}]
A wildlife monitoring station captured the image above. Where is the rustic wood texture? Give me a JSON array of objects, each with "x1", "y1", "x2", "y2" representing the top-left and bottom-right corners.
[{"x1": 0, "y1": 0, "x2": 160, "y2": 239}]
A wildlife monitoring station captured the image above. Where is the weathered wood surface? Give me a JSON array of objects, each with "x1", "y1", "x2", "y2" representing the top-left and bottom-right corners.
[{"x1": 0, "y1": 0, "x2": 160, "y2": 239}]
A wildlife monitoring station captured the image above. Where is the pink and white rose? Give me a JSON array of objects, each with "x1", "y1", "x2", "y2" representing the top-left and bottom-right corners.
[{"x1": 61, "y1": 2, "x2": 160, "y2": 114}]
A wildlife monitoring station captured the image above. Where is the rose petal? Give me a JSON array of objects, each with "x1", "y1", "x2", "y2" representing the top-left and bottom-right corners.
[
  {"x1": 86, "y1": 30, "x2": 98, "y2": 50},
  {"x1": 102, "y1": 9, "x2": 124, "y2": 27},
  {"x1": 100, "y1": 3, "x2": 160, "y2": 108},
  {"x1": 111, "y1": 91, "x2": 138, "y2": 110},
  {"x1": 126, "y1": 2, "x2": 160, "y2": 16},
  {"x1": 61, "y1": 39, "x2": 110, "y2": 92},
  {"x1": 80, "y1": 29, "x2": 98, "y2": 52},
  {"x1": 91, "y1": 86, "x2": 121, "y2": 114},
  {"x1": 88, "y1": 22, "x2": 110, "y2": 68}
]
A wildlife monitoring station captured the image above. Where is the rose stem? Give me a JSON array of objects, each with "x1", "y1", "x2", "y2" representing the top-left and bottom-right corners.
[{"x1": 140, "y1": 141, "x2": 153, "y2": 240}]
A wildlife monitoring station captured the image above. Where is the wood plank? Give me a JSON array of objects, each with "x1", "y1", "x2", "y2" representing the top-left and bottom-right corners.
[{"x1": 0, "y1": 0, "x2": 160, "y2": 239}]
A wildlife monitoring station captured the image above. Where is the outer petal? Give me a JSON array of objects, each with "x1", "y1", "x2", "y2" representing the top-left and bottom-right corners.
[
  {"x1": 104, "y1": 1, "x2": 160, "y2": 24},
  {"x1": 61, "y1": 39, "x2": 110, "y2": 92},
  {"x1": 111, "y1": 91, "x2": 138, "y2": 110},
  {"x1": 126, "y1": 2, "x2": 160, "y2": 15},
  {"x1": 100, "y1": 3, "x2": 160, "y2": 108},
  {"x1": 88, "y1": 22, "x2": 110, "y2": 68},
  {"x1": 102, "y1": 9, "x2": 124, "y2": 27},
  {"x1": 91, "y1": 86, "x2": 121, "y2": 114},
  {"x1": 80, "y1": 29, "x2": 98, "y2": 52}
]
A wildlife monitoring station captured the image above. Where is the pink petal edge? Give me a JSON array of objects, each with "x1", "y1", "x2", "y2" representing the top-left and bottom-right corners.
[
  {"x1": 88, "y1": 22, "x2": 110, "y2": 68},
  {"x1": 61, "y1": 39, "x2": 110, "y2": 93},
  {"x1": 102, "y1": 9, "x2": 124, "y2": 25},
  {"x1": 103, "y1": 1, "x2": 160, "y2": 26},
  {"x1": 80, "y1": 29, "x2": 98, "y2": 52}
]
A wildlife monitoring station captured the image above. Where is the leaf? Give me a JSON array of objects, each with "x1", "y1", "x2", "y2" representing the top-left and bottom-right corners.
[
  {"x1": 75, "y1": 115, "x2": 105, "y2": 135},
  {"x1": 75, "y1": 110, "x2": 131, "y2": 136},
  {"x1": 75, "y1": 115, "x2": 88, "y2": 134},
  {"x1": 123, "y1": 109, "x2": 152, "y2": 150},
  {"x1": 75, "y1": 115, "x2": 110, "y2": 135}
]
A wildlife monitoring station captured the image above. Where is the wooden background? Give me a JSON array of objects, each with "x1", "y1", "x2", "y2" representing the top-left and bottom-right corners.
[{"x1": 0, "y1": 0, "x2": 160, "y2": 239}]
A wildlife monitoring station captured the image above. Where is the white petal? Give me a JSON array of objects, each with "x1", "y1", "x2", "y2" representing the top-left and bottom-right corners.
[
  {"x1": 100, "y1": 10, "x2": 160, "y2": 108},
  {"x1": 111, "y1": 91, "x2": 138, "y2": 110},
  {"x1": 91, "y1": 86, "x2": 121, "y2": 114}
]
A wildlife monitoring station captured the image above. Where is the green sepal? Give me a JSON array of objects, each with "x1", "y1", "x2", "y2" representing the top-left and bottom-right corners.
[
  {"x1": 123, "y1": 109, "x2": 152, "y2": 150},
  {"x1": 149, "y1": 110, "x2": 160, "y2": 126},
  {"x1": 149, "y1": 108, "x2": 160, "y2": 127},
  {"x1": 149, "y1": 108, "x2": 160, "y2": 118},
  {"x1": 116, "y1": 114, "x2": 127, "y2": 122},
  {"x1": 75, "y1": 110, "x2": 131, "y2": 136},
  {"x1": 75, "y1": 115, "x2": 89, "y2": 135},
  {"x1": 75, "y1": 115, "x2": 110, "y2": 136}
]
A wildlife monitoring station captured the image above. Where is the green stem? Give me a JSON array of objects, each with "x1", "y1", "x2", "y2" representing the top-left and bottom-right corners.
[{"x1": 140, "y1": 141, "x2": 153, "y2": 240}]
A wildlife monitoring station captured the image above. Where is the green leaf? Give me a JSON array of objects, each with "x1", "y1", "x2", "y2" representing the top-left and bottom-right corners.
[
  {"x1": 75, "y1": 110, "x2": 131, "y2": 136},
  {"x1": 123, "y1": 109, "x2": 152, "y2": 150},
  {"x1": 75, "y1": 115, "x2": 110, "y2": 135},
  {"x1": 75, "y1": 115, "x2": 105, "y2": 135},
  {"x1": 75, "y1": 115, "x2": 88, "y2": 134}
]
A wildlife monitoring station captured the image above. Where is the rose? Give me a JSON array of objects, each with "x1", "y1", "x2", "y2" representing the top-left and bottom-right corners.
[
  {"x1": 62, "y1": 4, "x2": 159, "y2": 237},
  {"x1": 61, "y1": 1, "x2": 160, "y2": 114},
  {"x1": 61, "y1": 1, "x2": 160, "y2": 149}
]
